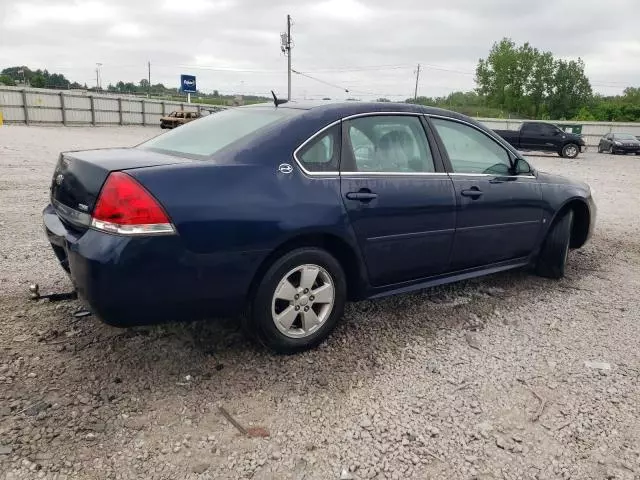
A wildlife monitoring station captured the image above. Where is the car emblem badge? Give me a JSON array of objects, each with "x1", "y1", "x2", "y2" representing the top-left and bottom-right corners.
[
  {"x1": 55, "y1": 174, "x2": 64, "y2": 186},
  {"x1": 278, "y1": 163, "x2": 293, "y2": 174}
]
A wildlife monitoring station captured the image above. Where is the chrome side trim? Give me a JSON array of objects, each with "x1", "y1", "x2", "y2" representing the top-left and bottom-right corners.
[
  {"x1": 340, "y1": 171, "x2": 448, "y2": 177},
  {"x1": 448, "y1": 173, "x2": 536, "y2": 179},
  {"x1": 91, "y1": 219, "x2": 176, "y2": 236},
  {"x1": 342, "y1": 111, "x2": 424, "y2": 121}
]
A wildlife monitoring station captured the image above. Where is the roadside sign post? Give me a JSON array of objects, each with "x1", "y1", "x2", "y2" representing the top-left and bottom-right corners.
[{"x1": 180, "y1": 75, "x2": 196, "y2": 104}]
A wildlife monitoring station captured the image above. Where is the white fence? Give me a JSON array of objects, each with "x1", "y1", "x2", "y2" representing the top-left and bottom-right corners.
[
  {"x1": 0, "y1": 86, "x2": 222, "y2": 127},
  {"x1": 1, "y1": 86, "x2": 639, "y2": 147}
]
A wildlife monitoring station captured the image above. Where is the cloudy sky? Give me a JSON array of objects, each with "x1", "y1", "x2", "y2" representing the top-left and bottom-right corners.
[{"x1": 0, "y1": 0, "x2": 637, "y2": 100}]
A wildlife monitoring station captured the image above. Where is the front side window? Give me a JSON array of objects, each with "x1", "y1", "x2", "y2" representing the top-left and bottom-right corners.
[
  {"x1": 296, "y1": 124, "x2": 341, "y2": 172},
  {"x1": 540, "y1": 124, "x2": 559, "y2": 136},
  {"x1": 141, "y1": 107, "x2": 300, "y2": 157},
  {"x1": 342, "y1": 116, "x2": 435, "y2": 173},
  {"x1": 431, "y1": 118, "x2": 511, "y2": 175}
]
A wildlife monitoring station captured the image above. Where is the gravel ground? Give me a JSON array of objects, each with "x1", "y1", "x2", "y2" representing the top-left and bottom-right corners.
[{"x1": 1, "y1": 126, "x2": 639, "y2": 480}]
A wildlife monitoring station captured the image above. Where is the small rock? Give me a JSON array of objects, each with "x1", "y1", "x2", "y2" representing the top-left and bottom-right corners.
[
  {"x1": 465, "y1": 332, "x2": 482, "y2": 351},
  {"x1": 481, "y1": 286, "x2": 505, "y2": 297},
  {"x1": 24, "y1": 401, "x2": 49, "y2": 416},
  {"x1": 584, "y1": 361, "x2": 611, "y2": 371},
  {"x1": 0, "y1": 445, "x2": 12, "y2": 455},
  {"x1": 13, "y1": 334, "x2": 29, "y2": 342},
  {"x1": 192, "y1": 463, "x2": 209, "y2": 474},
  {"x1": 464, "y1": 455, "x2": 478, "y2": 464},
  {"x1": 495, "y1": 435, "x2": 514, "y2": 451},
  {"x1": 340, "y1": 468, "x2": 355, "y2": 480},
  {"x1": 425, "y1": 360, "x2": 441, "y2": 374},
  {"x1": 27, "y1": 373, "x2": 37, "y2": 378},
  {"x1": 270, "y1": 451, "x2": 281, "y2": 461},
  {"x1": 360, "y1": 418, "x2": 372, "y2": 429},
  {"x1": 85, "y1": 433, "x2": 97, "y2": 441}
]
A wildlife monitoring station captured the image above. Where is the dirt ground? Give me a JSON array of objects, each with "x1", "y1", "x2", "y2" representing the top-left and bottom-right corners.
[{"x1": 1, "y1": 126, "x2": 639, "y2": 480}]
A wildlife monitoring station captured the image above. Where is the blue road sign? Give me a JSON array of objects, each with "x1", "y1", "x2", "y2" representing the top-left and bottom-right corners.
[{"x1": 180, "y1": 75, "x2": 197, "y2": 93}]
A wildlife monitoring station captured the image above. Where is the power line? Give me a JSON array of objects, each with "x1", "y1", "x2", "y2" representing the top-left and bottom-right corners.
[{"x1": 291, "y1": 69, "x2": 350, "y2": 93}]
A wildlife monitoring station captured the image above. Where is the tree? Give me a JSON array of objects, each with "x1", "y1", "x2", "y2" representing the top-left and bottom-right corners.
[
  {"x1": 30, "y1": 74, "x2": 46, "y2": 88},
  {"x1": 376, "y1": 98, "x2": 391, "y2": 102},
  {"x1": 476, "y1": 38, "x2": 595, "y2": 119},
  {"x1": 139, "y1": 79, "x2": 149, "y2": 89},
  {"x1": 0, "y1": 74, "x2": 16, "y2": 86},
  {"x1": 547, "y1": 58, "x2": 592, "y2": 119}
]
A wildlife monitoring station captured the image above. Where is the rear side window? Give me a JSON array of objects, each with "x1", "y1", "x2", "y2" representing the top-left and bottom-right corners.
[
  {"x1": 296, "y1": 124, "x2": 341, "y2": 172},
  {"x1": 342, "y1": 115, "x2": 435, "y2": 173},
  {"x1": 141, "y1": 107, "x2": 299, "y2": 157}
]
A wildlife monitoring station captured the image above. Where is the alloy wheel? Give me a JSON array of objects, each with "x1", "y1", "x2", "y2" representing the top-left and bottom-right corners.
[{"x1": 271, "y1": 264, "x2": 335, "y2": 339}]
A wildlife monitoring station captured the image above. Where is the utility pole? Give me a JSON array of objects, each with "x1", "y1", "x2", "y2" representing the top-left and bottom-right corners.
[
  {"x1": 281, "y1": 15, "x2": 293, "y2": 100},
  {"x1": 414, "y1": 63, "x2": 421, "y2": 100},
  {"x1": 147, "y1": 61, "x2": 151, "y2": 98},
  {"x1": 96, "y1": 63, "x2": 102, "y2": 90},
  {"x1": 287, "y1": 15, "x2": 292, "y2": 100}
]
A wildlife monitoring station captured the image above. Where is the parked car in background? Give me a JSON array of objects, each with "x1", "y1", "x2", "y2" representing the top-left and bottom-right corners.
[
  {"x1": 597, "y1": 133, "x2": 640, "y2": 155},
  {"x1": 43, "y1": 102, "x2": 596, "y2": 353},
  {"x1": 160, "y1": 110, "x2": 200, "y2": 129},
  {"x1": 494, "y1": 121, "x2": 586, "y2": 158}
]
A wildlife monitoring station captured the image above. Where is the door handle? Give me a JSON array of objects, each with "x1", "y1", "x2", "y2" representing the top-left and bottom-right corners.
[
  {"x1": 460, "y1": 188, "x2": 483, "y2": 199},
  {"x1": 346, "y1": 191, "x2": 378, "y2": 202}
]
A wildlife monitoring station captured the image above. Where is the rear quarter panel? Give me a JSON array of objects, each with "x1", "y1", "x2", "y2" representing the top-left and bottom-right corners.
[{"x1": 128, "y1": 163, "x2": 353, "y2": 254}]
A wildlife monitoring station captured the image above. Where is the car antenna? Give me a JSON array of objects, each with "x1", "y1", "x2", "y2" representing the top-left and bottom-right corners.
[{"x1": 271, "y1": 90, "x2": 288, "y2": 107}]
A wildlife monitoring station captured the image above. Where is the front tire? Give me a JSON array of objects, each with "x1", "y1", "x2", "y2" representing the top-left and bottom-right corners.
[
  {"x1": 561, "y1": 143, "x2": 579, "y2": 158},
  {"x1": 245, "y1": 248, "x2": 347, "y2": 354},
  {"x1": 536, "y1": 210, "x2": 573, "y2": 279}
]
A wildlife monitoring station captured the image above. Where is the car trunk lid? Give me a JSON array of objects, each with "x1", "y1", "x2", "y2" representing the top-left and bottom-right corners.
[{"x1": 51, "y1": 148, "x2": 190, "y2": 227}]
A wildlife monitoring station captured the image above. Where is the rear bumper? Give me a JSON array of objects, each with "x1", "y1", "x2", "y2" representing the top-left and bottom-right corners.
[{"x1": 43, "y1": 204, "x2": 267, "y2": 325}]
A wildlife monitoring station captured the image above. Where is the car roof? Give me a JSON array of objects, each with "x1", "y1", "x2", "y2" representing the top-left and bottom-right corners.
[{"x1": 241, "y1": 100, "x2": 472, "y2": 122}]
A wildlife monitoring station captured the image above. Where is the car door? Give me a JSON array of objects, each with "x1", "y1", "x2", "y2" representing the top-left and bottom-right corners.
[
  {"x1": 428, "y1": 116, "x2": 544, "y2": 271},
  {"x1": 340, "y1": 114, "x2": 457, "y2": 286},
  {"x1": 521, "y1": 123, "x2": 559, "y2": 152}
]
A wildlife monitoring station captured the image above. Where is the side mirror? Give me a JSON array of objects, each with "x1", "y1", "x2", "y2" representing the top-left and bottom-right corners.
[{"x1": 513, "y1": 158, "x2": 532, "y2": 175}]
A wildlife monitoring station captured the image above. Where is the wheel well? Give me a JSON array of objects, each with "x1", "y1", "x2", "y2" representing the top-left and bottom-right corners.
[
  {"x1": 247, "y1": 234, "x2": 367, "y2": 303},
  {"x1": 555, "y1": 199, "x2": 590, "y2": 248}
]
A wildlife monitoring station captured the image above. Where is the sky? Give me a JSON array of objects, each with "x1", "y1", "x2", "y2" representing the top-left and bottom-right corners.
[{"x1": 0, "y1": 0, "x2": 638, "y2": 100}]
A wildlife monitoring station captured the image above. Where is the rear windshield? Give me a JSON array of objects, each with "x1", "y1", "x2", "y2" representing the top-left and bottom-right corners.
[
  {"x1": 614, "y1": 133, "x2": 637, "y2": 140},
  {"x1": 140, "y1": 107, "x2": 300, "y2": 157}
]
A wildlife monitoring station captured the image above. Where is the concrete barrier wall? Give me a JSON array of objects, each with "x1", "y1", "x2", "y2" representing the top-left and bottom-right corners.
[{"x1": 0, "y1": 86, "x2": 221, "y2": 127}]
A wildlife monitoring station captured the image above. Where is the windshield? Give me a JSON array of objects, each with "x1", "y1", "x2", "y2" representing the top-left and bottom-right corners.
[
  {"x1": 614, "y1": 133, "x2": 638, "y2": 140},
  {"x1": 140, "y1": 107, "x2": 300, "y2": 157}
]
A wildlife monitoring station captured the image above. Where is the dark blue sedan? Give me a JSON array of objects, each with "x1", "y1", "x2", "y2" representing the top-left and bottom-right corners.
[{"x1": 44, "y1": 101, "x2": 596, "y2": 353}]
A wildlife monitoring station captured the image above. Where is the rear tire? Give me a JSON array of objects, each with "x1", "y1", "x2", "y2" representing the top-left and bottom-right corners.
[
  {"x1": 561, "y1": 143, "x2": 579, "y2": 159},
  {"x1": 245, "y1": 248, "x2": 347, "y2": 354},
  {"x1": 597, "y1": 144, "x2": 603, "y2": 153},
  {"x1": 536, "y1": 210, "x2": 574, "y2": 279}
]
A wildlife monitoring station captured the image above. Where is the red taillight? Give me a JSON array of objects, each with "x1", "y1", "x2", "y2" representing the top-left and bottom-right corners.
[{"x1": 91, "y1": 172, "x2": 175, "y2": 235}]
